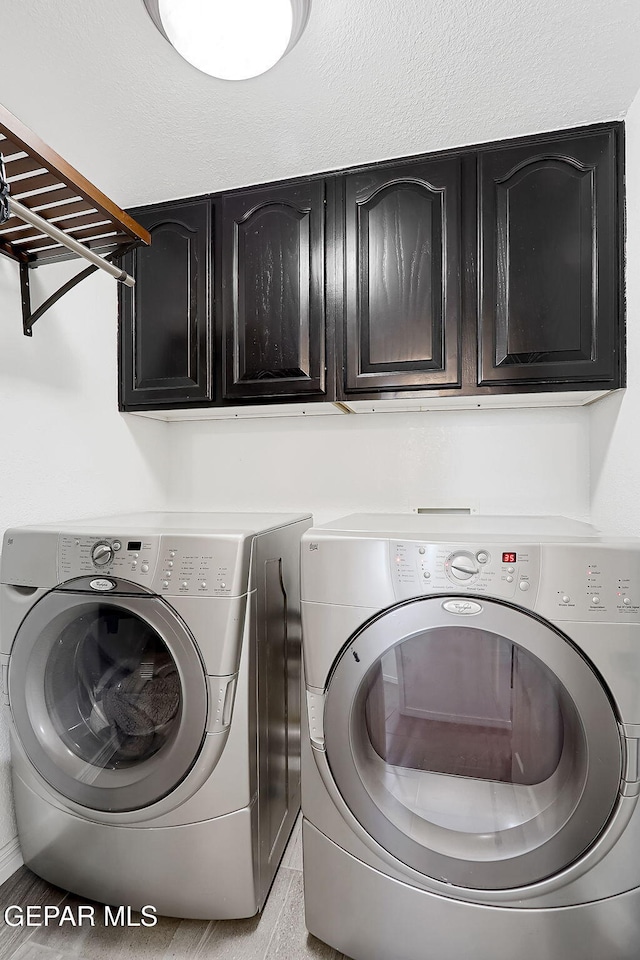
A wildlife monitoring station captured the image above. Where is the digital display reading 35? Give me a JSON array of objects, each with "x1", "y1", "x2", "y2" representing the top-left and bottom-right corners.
[{"x1": 502, "y1": 552, "x2": 517, "y2": 564}]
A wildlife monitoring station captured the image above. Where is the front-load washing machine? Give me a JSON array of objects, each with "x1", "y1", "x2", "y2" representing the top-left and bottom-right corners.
[
  {"x1": 0, "y1": 511, "x2": 311, "y2": 919},
  {"x1": 301, "y1": 514, "x2": 640, "y2": 960}
]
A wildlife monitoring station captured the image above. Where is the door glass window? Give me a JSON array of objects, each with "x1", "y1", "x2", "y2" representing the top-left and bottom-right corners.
[
  {"x1": 44, "y1": 606, "x2": 181, "y2": 769},
  {"x1": 355, "y1": 627, "x2": 584, "y2": 845}
]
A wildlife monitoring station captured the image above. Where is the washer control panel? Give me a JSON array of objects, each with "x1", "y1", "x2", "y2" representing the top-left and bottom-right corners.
[
  {"x1": 391, "y1": 541, "x2": 538, "y2": 604},
  {"x1": 58, "y1": 534, "x2": 244, "y2": 596}
]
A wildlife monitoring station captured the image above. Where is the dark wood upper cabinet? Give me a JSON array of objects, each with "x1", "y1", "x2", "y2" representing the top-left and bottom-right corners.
[
  {"x1": 119, "y1": 200, "x2": 211, "y2": 408},
  {"x1": 118, "y1": 123, "x2": 624, "y2": 413},
  {"x1": 221, "y1": 180, "x2": 326, "y2": 400},
  {"x1": 342, "y1": 159, "x2": 462, "y2": 393},
  {"x1": 478, "y1": 128, "x2": 622, "y2": 387}
]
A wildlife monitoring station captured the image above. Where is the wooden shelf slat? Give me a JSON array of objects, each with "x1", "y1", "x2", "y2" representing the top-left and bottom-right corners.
[
  {"x1": 0, "y1": 135, "x2": 25, "y2": 157},
  {"x1": 0, "y1": 101, "x2": 149, "y2": 277},
  {"x1": 4, "y1": 156, "x2": 45, "y2": 179},
  {"x1": 0, "y1": 103, "x2": 150, "y2": 251},
  {"x1": 65, "y1": 224, "x2": 119, "y2": 243},
  {"x1": 0, "y1": 223, "x2": 45, "y2": 244},
  {"x1": 18, "y1": 185, "x2": 81, "y2": 207},
  {"x1": 0, "y1": 200, "x2": 100, "y2": 243},
  {"x1": 11, "y1": 172, "x2": 66, "y2": 197},
  {"x1": 29, "y1": 199, "x2": 95, "y2": 220},
  {"x1": 32, "y1": 235, "x2": 129, "y2": 264},
  {"x1": 0, "y1": 216, "x2": 31, "y2": 233}
]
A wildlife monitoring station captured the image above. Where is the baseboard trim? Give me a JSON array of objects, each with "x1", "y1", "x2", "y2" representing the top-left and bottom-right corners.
[{"x1": 0, "y1": 836, "x2": 23, "y2": 886}]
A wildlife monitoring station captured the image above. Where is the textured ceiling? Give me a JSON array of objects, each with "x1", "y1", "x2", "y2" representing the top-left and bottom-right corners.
[{"x1": 1, "y1": 0, "x2": 640, "y2": 208}]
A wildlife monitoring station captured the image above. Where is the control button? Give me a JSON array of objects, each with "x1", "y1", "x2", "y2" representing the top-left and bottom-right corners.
[
  {"x1": 506, "y1": 576, "x2": 514, "y2": 583},
  {"x1": 418, "y1": 547, "x2": 425, "y2": 555},
  {"x1": 507, "y1": 566, "x2": 515, "y2": 574},
  {"x1": 562, "y1": 595, "x2": 571, "y2": 604},
  {"x1": 519, "y1": 581, "x2": 530, "y2": 592},
  {"x1": 164, "y1": 571, "x2": 172, "y2": 578},
  {"x1": 181, "y1": 581, "x2": 188, "y2": 589},
  {"x1": 162, "y1": 580, "x2": 169, "y2": 588},
  {"x1": 167, "y1": 561, "x2": 174, "y2": 568},
  {"x1": 169, "y1": 551, "x2": 177, "y2": 558},
  {"x1": 423, "y1": 571, "x2": 431, "y2": 579},
  {"x1": 476, "y1": 552, "x2": 489, "y2": 564},
  {"x1": 624, "y1": 598, "x2": 632, "y2": 606},
  {"x1": 220, "y1": 583, "x2": 226, "y2": 589},
  {"x1": 200, "y1": 581, "x2": 207, "y2": 589},
  {"x1": 131, "y1": 561, "x2": 138, "y2": 568},
  {"x1": 112, "y1": 540, "x2": 122, "y2": 551},
  {"x1": 141, "y1": 563, "x2": 149, "y2": 573},
  {"x1": 75, "y1": 539, "x2": 80, "y2": 546},
  {"x1": 133, "y1": 553, "x2": 139, "y2": 559},
  {"x1": 591, "y1": 596, "x2": 600, "y2": 605}
]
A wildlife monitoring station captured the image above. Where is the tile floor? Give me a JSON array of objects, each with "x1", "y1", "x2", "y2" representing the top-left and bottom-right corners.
[{"x1": 0, "y1": 817, "x2": 350, "y2": 960}]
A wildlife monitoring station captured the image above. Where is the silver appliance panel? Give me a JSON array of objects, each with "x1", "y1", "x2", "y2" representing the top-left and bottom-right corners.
[
  {"x1": 537, "y1": 543, "x2": 640, "y2": 622},
  {"x1": 58, "y1": 534, "x2": 245, "y2": 598},
  {"x1": 390, "y1": 541, "x2": 540, "y2": 604},
  {"x1": 390, "y1": 540, "x2": 640, "y2": 622}
]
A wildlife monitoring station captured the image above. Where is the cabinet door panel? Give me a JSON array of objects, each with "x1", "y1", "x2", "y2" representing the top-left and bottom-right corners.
[
  {"x1": 479, "y1": 130, "x2": 621, "y2": 386},
  {"x1": 119, "y1": 201, "x2": 211, "y2": 408},
  {"x1": 344, "y1": 159, "x2": 461, "y2": 392},
  {"x1": 222, "y1": 181, "x2": 325, "y2": 399}
]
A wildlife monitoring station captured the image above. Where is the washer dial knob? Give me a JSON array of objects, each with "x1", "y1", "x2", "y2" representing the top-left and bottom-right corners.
[
  {"x1": 447, "y1": 552, "x2": 480, "y2": 582},
  {"x1": 92, "y1": 541, "x2": 114, "y2": 567}
]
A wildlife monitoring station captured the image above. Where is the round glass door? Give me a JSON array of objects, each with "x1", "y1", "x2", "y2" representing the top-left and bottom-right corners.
[
  {"x1": 324, "y1": 597, "x2": 623, "y2": 890},
  {"x1": 9, "y1": 589, "x2": 208, "y2": 812}
]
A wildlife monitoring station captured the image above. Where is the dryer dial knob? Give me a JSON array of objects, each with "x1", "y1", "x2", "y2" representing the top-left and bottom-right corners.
[
  {"x1": 447, "y1": 553, "x2": 479, "y2": 582},
  {"x1": 92, "y1": 541, "x2": 114, "y2": 566}
]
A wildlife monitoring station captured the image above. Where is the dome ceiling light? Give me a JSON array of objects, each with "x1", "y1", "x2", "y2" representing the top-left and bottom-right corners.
[{"x1": 142, "y1": 0, "x2": 311, "y2": 81}]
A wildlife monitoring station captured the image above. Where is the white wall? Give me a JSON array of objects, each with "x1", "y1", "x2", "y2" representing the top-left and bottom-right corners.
[
  {"x1": 590, "y1": 88, "x2": 640, "y2": 535},
  {"x1": 0, "y1": 257, "x2": 169, "y2": 873},
  {"x1": 167, "y1": 405, "x2": 591, "y2": 526}
]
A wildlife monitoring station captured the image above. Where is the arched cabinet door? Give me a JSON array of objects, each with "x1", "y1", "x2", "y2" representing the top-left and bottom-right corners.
[
  {"x1": 478, "y1": 128, "x2": 622, "y2": 387},
  {"x1": 221, "y1": 181, "x2": 327, "y2": 400},
  {"x1": 343, "y1": 159, "x2": 462, "y2": 394},
  {"x1": 119, "y1": 200, "x2": 212, "y2": 408}
]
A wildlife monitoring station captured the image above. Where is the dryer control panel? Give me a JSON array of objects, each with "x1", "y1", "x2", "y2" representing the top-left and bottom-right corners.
[
  {"x1": 389, "y1": 539, "x2": 640, "y2": 622},
  {"x1": 537, "y1": 544, "x2": 640, "y2": 622},
  {"x1": 58, "y1": 534, "x2": 246, "y2": 597},
  {"x1": 390, "y1": 541, "x2": 540, "y2": 605}
]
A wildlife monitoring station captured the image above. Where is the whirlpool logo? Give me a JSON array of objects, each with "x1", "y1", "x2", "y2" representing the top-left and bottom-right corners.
[{"x1": 442, "y1": 599, "x2": 483, "y2": 616}]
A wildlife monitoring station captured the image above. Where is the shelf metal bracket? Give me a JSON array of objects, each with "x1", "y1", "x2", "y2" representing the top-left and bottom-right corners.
[
  {"x1": 0, "y1": 151, "x2": 139, "y2": 336},
  {"x1": 18, "y1": 243, "x2": 136, "y2": 337}
]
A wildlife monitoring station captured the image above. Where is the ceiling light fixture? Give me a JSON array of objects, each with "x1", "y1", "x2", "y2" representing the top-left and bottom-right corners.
[{"x1": 142, "y1": 0, "x2": 311, "y2": 81}]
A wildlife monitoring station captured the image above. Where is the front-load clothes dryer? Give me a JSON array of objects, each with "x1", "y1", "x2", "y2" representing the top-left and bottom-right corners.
[
  {"x1": 301, "y1": 514, "x2": 640, "y2": 960},
  {"x1": 0, "y1": 511, "x2": 311, "y2": 919}
]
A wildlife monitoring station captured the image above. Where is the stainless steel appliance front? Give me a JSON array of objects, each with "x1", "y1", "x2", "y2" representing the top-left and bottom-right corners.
[{"x1": 301, "y1": 514, "x2": 640, "y2": 960}]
